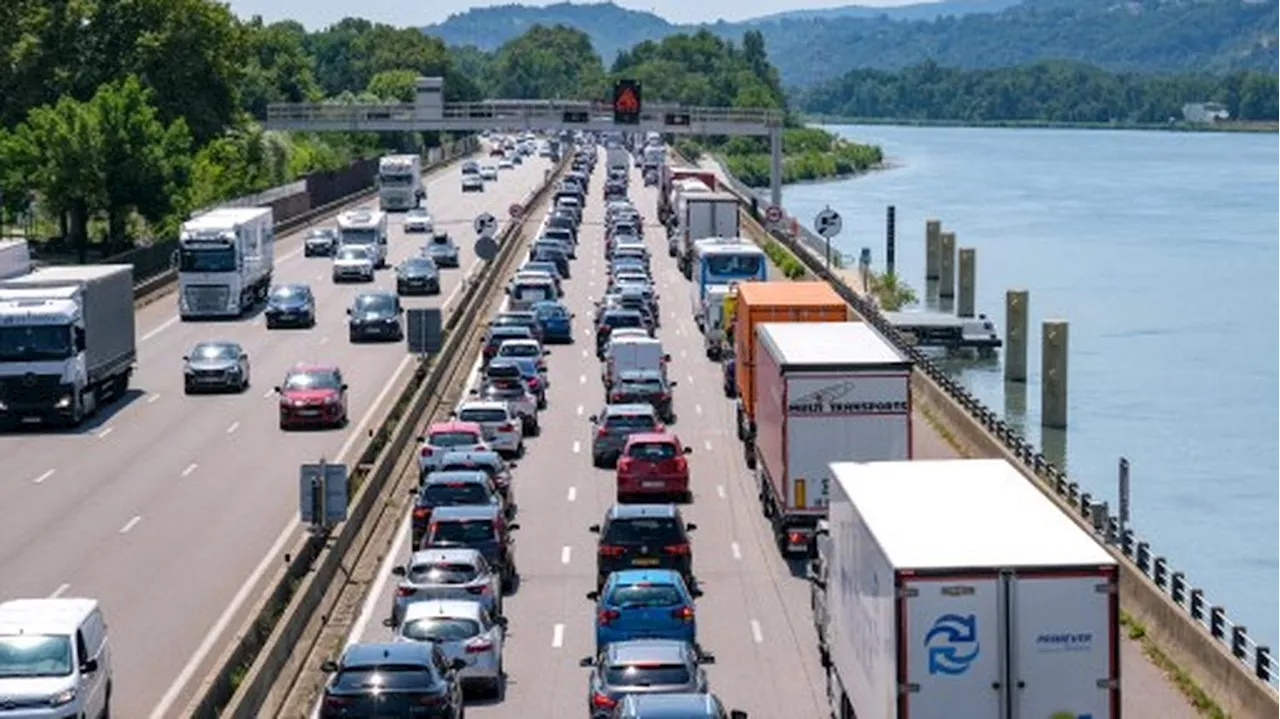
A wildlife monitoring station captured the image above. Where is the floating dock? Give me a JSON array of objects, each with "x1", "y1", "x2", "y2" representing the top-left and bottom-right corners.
[{"x1": 882, "y1": 310, "x2": 1002, "y2": 351}]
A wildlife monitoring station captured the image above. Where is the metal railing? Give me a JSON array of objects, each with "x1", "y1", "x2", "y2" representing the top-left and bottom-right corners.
[{"x1": 707, "y1": 157, "x2": 1279, "y2": 689}]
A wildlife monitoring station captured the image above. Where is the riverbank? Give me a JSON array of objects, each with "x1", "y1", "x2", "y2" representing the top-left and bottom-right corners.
[
  {"x1": 801, "y1": 115, "x2": 1280, "y2": 134},
  {"x1": 674, "y1": 126, "x2": 884, "y2": 188}
]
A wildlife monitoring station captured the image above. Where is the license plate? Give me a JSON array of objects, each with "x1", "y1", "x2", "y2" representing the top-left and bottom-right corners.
[
  {"x1": 642, "y1": 481, "x2": 665, "y2": 489},
  {"x1": 632, "y1": 558, "x2": 659, "y2": 566},
  {"x1": 297, "y1": 409, "x2": 319, "y2": 416}
]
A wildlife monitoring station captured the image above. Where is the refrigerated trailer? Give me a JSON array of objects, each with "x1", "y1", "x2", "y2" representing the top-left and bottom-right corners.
[
  {"x1": 817, "y1": 458, "x2": 1121, "y2": 719},
  {"x1": 752, "y1": 321, "x2": 912, "y2": 555}
]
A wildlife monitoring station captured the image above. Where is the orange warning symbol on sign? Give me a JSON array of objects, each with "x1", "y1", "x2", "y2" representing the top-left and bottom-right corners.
[{"x1": 615, "y1": 87, "x2": 639, "y2": 113}]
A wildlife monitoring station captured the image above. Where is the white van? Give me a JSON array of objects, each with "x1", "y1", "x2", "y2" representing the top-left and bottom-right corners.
[
  {"x1": 602, "y1": 335, "x2": 669, "y2": 388},
  {"x1": 507, "y1": 276, "x2": 557, "y2": 311},
  {"x1": 0, "y1": 598, "x2": 112, "y2": 718}
]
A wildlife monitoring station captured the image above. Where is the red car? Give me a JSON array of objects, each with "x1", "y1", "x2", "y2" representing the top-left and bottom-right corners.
[
  {"x1": 616, "y1": 432, "x2": 693, "y2": 503},
  {"x1": 275, "y1": 364, "x2": 348, "y2": 430}
]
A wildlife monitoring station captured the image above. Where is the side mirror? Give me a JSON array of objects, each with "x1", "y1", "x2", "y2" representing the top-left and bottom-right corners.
[
  {"x1": 450, "y1": 658, "x2": 467, "y2": 671},
  {"x1": 469, "y1": 388, "x2": 479, "y2": 395},
  {"x1": 588, "y1": 524, "x2": 601, "y2": 534},
  {"x1": 391, "y1": 566, "x2": 406, "y2": 577},
  {"x1": 508, "y1": 462, "x2": 518, "y2": 469},
  {"x1": 730, "y1": 711, "x2": 749, "y2": 719},
  {"x1": 407, "y1": 487, "x2": 419, "y2": 496},
  {"x1": 683, "y1": 446, "x2": 693, "y2": 455},
  {"x1": 320, "y1": 659, "x2": 338, "y2": 673},
  {"x1": 585, "y1": 590, "x2": 599, "y2": 601},
  {"x1": 507, "y1": 523, "x2": 520, "y2": 531},
  {"x1": 543, "y1": 350, "x2": 552, "y2": 356},
  {"x1": 691, "y1": 587, "x2": 704, "y2": 598},
  {"x1": 685, "y1": 523, "x2": 698, "y2": 532},
  {"x1": 415, "y1": 435, "x2": 425, "y2": 442},
  {"x1": 578, "y1": 656, "x2": 594, "y2": 668},
  {"x1": 345, "y1": 308, "x2": 352, "y2": 315},
  {"x1": 494, "y1": 615, "x2": 509, "y2": 628},
  {"x1": 80, "y1": 658, "x2": 99, "y2": 674},
  {"x1": 698, "y1": 653, "x2": 716, "y2": 665},
  {"x1": 341, "y1": 384, "x2": 349, "y2": 391},
  {"x1": 669, "y1": 381, "x2": 678, "y2": 387},
  {"x1": 663, "y1": 354, "x2": 672, "y2": 362},
  {"x1": 240, "y1": 353, "x2": 248, "y2": 361},
  {"x1": 272, "y1": 386, "x2": 282, "y2": 394},
  {"x1": 381, "y1": 617, "x2": 395, "y2": 627},
  {"x1": 181, "y1": 355, "x2": 189, "y2": 361},
  {"x1": 587, "y1": 415, "x2": 598, "y2": 423}
]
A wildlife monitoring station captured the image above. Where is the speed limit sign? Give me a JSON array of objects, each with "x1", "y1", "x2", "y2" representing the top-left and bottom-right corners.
[{"x1": 765, "y1": 206, "x2": 784, "y2": 224}]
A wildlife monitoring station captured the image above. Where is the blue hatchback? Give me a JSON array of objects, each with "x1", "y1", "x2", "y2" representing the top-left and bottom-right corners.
[
  {"x1": 533, "y1": 300, "x2": 575, "y2": 343},
  {"x1": 589, "y1": 569, "x2": 701, "y2": 651}
]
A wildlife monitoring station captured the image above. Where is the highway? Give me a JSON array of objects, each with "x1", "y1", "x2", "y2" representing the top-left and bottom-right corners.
[
  {"x1": 0, "y1": 143, "x2": 554, "y2": 718},
  {"x1": 335, "y1": 151, "x2": 1200, "y2": 717}
]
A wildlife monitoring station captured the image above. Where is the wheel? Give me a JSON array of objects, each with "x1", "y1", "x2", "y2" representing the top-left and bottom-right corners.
[
  {"x1": 279, "y1": 419, "x2": 289, "y2": 430},
  {"x1": 240, "y1": 375, "x2": 250, "y2": 392},
  {"x1": 516, "y1": 442, "x2": 525, "y2": 458}
]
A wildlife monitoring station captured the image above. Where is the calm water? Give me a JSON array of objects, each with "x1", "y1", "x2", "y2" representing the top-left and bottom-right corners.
[{"x1": 782, "y1": 124, "x2": 1279, "y2": 647}]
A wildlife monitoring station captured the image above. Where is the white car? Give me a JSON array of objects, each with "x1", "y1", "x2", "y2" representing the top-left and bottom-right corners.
[
  {"x1": 418, "y1": 420, "x2": 489, "y2": 476},
  {"x1": 331, "y1": 245, "x2": 375, "y2": 282},
  {"x1": 392, "y1": 598, "x2": 506, "y2": 698},
  {"x1": 480, "y1": 165, "x2": 499, "y2": 181},
  {"x1": 461, "y1": 172, "x2": 484, "y2": 192},
  {"x1": 454, "y1": 400, "x2": 524, "y2": 458},
  {"x1": 404, "y1": 208, "x2": 433, "y2": 233},
  {"x1": 498, "y1": 158, "x2": 514, "y2": 170}
]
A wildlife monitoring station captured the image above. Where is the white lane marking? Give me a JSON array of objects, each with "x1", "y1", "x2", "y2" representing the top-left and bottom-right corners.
[
  {"x1": 181, "y1": 463, "x2": 199, "y2": 478},
  {"x1": 704, "y1": 439, "x2": 713, "y2": 451},
  {"x1": 750, "y1": 619, "x2": 764, "y2": 644},
  {"x1": 680, "y1": 349, "x2": 687, "y2": 359},
  {"x1": 96, "y1": 426, "x2": 114, "y2": 439},
  {"x1": 151, "y1": 352, "x2": 416, "y2": 719},
  {"x1": 147, "y1": 393, "x2": 161, "y2": 404},
  {"x1": 686, "y1": 375, "x2": 695, "y2": 385},
  {"x1": 579, "y1": 374, "x2": 586, "y2": 384},
  {"x1": 119, "y1": 516, "x2": 142, "y2": 534},
  {"x1": 717, "y1": 484, "x2": 726, "y2": 499},
  {"x1": 581, "y1": 349, "x2": 589, "y2": 358},
  {"x1": 262, "y1": 389, "x2": 275, "y2": 399},
  {"x1": 576, "y1": 404, "x2": 583, "y2": 416},
  {"x1": 140, "y1": 316, "x2": 179, "y2": 342},
  {"x1": 572, "y1": 440, "x2": 581, "y2": 454},
  {"x1": 49, "y1": 583, "x2": 71, "y2": 598},
  {"x1": 731, "y1": 542, "x2": 742, "y2": 560},
  {"x1": 319, "y1": 336, "x2": 329, "y2": 345},
  {"x1": 561, "y1": 546, "x2": 572, "y2": 565},
  {"x1": 347, "y1": 511, "x2": 412, "y2": 650},
  {"x1": 567, "y1": 486, "x2": 577, "y2": 502},
  {"x1": 226, "y1": 421, "x2": 240, "y2": 434},
  {"x1": 695, "y1": 404, "x2": 702, "y2": 415},
  {"x1": 552, "y1": 623, "x2": 565, "y2": 648},
  {"x1": 32, "y1": 469, "x2": 55, "y2": 485}
]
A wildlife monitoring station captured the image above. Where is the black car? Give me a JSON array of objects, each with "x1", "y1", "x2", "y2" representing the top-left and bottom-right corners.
[
  {"x1": 302, "y1": 228, "x2": 338, "y2": 257},
  {"x1": 319, "y1": 642, "x2": 465, "y2": 719},
  {"x1": 396, "y1": 256, "x2": 441, "y2": 295},
  {"x1": 422, "y1": 504, "x2": 520, "y2": 591},
  {"x1": 722, "y1": 355, "x2": 737, "y2": 398},
  {"x1": 590, "y1": 504, "x2": 697, "y2": 592},
  {"x1": 596, "y1": 309, "x2": 647, "y2": 357},
  {"x1": 532, "y1": 246, "x2": 570, "y2": 279},
  {"x1": 609, "y1": 369, "x2": 677, "y2": 423},
  {"x1": 347, "y1": 291, "x2": 404, "y2": 342},
  {"x1": 264, "y1": 284, "x2": 316, "y2": 329},
  {"x1": 409, "y1": 470, "x2": 508, "y2": 547}
]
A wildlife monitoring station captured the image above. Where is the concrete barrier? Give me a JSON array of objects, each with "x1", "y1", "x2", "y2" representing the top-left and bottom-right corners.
[{"x1": 693, "y1": 152, "x2": 1279, "y2": 716}]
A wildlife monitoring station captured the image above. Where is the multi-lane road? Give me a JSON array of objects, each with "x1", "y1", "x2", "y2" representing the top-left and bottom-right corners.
[
  {"x1": 0, "y1": 144, "x2": 553, "y2": 718},
  {"x1": 336, "y1": 151, "x2": 1199, "y2": 718}
]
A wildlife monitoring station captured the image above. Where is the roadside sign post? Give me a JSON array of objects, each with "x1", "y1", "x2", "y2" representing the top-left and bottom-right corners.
[
  {"x1": 473, "y1": 212, "x2": 499, "y2": 261},
  {"x1": 406, "y1": 308, "x2": 443, "y2": 360},
  {"x1": 299, "y1": 460, "x2": 348, "y2": 533},
  {"x1": 814, "y1": 207, "x2": 844, "y2": 271},
  {"x1": 859, "y1": 247, "x2": 872, "y2": 294}
]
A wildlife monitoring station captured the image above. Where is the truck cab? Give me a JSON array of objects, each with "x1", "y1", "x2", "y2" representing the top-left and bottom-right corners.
[
  {"x1": 377, "y1": 154, "x2": 424, "y2": 211},
  {"x1": 177, "y1": 207, "x2": 275, "y2": 318},
  {"x1": 336, "y1": 208, "x2": 389, "y2": 269}
]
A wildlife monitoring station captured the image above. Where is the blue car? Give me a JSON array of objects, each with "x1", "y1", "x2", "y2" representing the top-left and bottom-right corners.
[
  {"x1": 588, "y1": 569, "x2": 701, "y2": 651},
  {"x1": 533, "y1": 300, "x2": 575, "y2": 344}
]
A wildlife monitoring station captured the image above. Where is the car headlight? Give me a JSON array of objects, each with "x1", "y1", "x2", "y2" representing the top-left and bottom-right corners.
[
  {"x1": 49, "y1": 687, "x2": 75, "y2": 707},
  {"x1": 324, "y1": 395, "x2": 341, "y2": 405},
  {"x1": 55, "y1": 395, "x2": 72, "y2": 409}
]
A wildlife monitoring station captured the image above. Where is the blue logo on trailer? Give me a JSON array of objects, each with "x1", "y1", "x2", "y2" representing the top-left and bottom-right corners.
[{"x1": 924, "y1": 614, "x2": 980, "y2": 675}]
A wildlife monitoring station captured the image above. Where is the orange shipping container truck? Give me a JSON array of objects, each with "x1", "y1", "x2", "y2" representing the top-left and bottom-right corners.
[{"x1": 731, "y1": 282, "x2": 850, "y2": 453}]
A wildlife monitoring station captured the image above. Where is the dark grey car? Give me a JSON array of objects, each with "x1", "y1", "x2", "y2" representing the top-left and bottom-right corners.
[
  {"x1": 264, "y1": 283, "x2": 316, "y2": 329},
  {"x1": 347, "y1": 291, "x2": 404, "y2": 342},
  {"x1": 608, "y1": 370, "x2": 677, "y2": 423},
  {"x1": 580, "y1": 639, "x2": 713, "y2": 719},
  {"x1": 589, "y1": 404, "x2": 663, "y2": 467},
  {"x1": 183, "y1": 341, "x2": 250, "y2": 394},
  {"x1": 319, "y1": 642, "x2": 464, "y2": 719},
  {"x1": 396, "y1": 256, "x2": 441, "y2": 295},
  {"x1": 302, "y1": 227, "x2": 338, "y2": 257}
]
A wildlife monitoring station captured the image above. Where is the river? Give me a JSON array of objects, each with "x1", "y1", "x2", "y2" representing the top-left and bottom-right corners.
[{"x1": 779, "y1": 124, "x2": 1279, "y2": 648}]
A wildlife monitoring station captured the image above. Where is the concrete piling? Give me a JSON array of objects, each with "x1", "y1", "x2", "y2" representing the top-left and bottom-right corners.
[
  {"x1": 1041, "y1": 319, "x2": 1069, "y2": 429},
  {"x1": 957, "y1": 247, "x2": 976, "y2": 318},
  {"x1": 924, "y1": 220, "x2": 941, "y2": 281},
  {"x1": 938, "y1": 231, "x2": 956, "y2": 299},
  {"x1": 1004, "y1": 289, "x2": 1029, "y2": 382}
]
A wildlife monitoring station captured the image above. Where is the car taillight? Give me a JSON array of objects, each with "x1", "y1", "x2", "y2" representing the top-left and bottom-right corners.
[
  {"x1": 598, "y1": 325, "x2": 607, "y2": 332},
  {"x1": 527, "y1": 378, "x2": 540, "y2": 389},
  {"x1": 420, "y1": 447, "x2": 433, "y2": 457},
  {"x1": 465, "y1": 637, "x2": 494, "y2": 653},
  {"x1": 610, "y1": 393, "x2": 623, "y2": 401},
  {"x1": 498, "y1": 422, "x2": 515, "y2": 432},
  {"x1": 671, "y1": 605, "x2": 695, "y2": 621},
  {"x1": 466, "y1": 584, "x2": 488, "y2": 595},
  {"x1": 412, "y1": 507, "x2": 430, "y2": 520},
  {"x1": 596, "y1": 427, "x2": 608, "y2": 438},
  {"x1": 592, "y1": 692, "x2": 618, "y2": 709},
  {"x1": 396, "y1": 586, "x2": 415, "y2": 597},
  {"x1": 598, "y1": 545, "x2": 625, "y2": 557},
  {"x1": 597, "y1": 609, "x2": 621, "y2": 625},
  {"x1": 788, "y1": 531, "x2": 808, "y2": 546},
  {"x1": 617, "y1": 458, "x2": 632, "y2": 473},
  {"x1": 674, "y1": 456, "x2": 687, "y2": 472},
  {"x1": 663, "y1": 543, "x2": 691, "y2": 556}
]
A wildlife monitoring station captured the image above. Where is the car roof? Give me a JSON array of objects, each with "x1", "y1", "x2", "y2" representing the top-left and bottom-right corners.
[
  {"x1": 422, "y1": 470, "x2": 490, "y2": 485},
  {"x1": 408, "y1": 547, "x2": 483, "y2": 564},
  {"x1": 271, "y1": 283, "x2": 310, "y2": 293},
  {"x1": 603, "y1": 309, "x2": 643, "y2": 318},
  {"x1": 401, "y1": 599, "x2": 486, "y2": 623},
  {"x1": 607, "y1": 503, "x2": 679, "y2": 520},
  {"x1": 342, "y1": 642, "x2": 433, "y2": 668},
  {"x1": 604, "y1": 403, "x2": 657, "y2": 415},
  {"x1": 288, "y1": 363, "x2": 339, "y2": 374},
  {"x1": 497, "y1": 310, "x2": 537, "y2": 320},
  {"x1": 428, "y1": 420, "x2": 483, "y2": 434},
  {"x1": 621, "y1": 693, "x2": 724, "y2": 716},
  {"x1": 430, "y1": 504, "x2": 501, "y2": 520},
  {"x1": 490, "y1": 325, "x2": 533, "y2": 336},
  {"x1": 354, "y1": 290, "x2": 396, "y2": 300},
  {"x1": 607, "y1": 568, "x2": 684, "y2": 586},
  {"x1": 499, "y1": 338, "x2": 540, "y2": 347},
  {"x1": 605, "y1": 638, "x2": 693, "y2": 665},
  {"x1": 0, "y1": 598, "x2": 99, "y2": 634},
  {"x1": 617, "y1": 369, "x2": 664, "y2": 380}
]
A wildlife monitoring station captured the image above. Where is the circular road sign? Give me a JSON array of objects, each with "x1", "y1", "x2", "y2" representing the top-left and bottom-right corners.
[
  {"x1": 508, "y1": 203, "x2": 524, "y2": 219},
  {"x1": 765, "y1": 205, "x2": 784, "y2": 224},
  {"x1": 474, "y1": 237, "x2": 500, "y2": 261},
  {"x1": 473, "y1": 212, "x2": 498, "y2": 237},
  {"x1": 814, "y1": 207, "x2": 843, "y2": 239}
]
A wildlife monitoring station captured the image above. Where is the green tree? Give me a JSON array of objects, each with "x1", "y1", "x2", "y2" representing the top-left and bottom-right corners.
[
  {"x1": 488, "y1": 25, "x2": 606, "y2": 99},
  {"x1": 239, "y1": 19, "x2": 322, "y2": 119},
  {"x1": 366, "y1": 70, "x2": 419, "y2": 102}
]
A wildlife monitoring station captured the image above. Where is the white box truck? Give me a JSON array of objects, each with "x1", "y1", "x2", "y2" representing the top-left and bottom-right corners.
[
  {"x1": 817, "y1": 458, "x2": 1121, "y2": 719},
  {"x1": 177, "y1": 207, "x2": 274, "y2": 319},
  {"x1": 0, "y1": 265, "x2": 136, "y2": 426},
  {"x1": 378, "y1": 154, "x2": 424, "y2": 211},
  {"x1": 677, "y1": 192, "x2": 741, "y2": 277},
  {"x1": 606, "y1": 147, "x2": 630, "y2": 173},
  {"x1": 0, "y1": 240, "x2": 32, "y2": 280},
  {"x1": 752, "y1": 321, "x2": 912, "y2": 556}
]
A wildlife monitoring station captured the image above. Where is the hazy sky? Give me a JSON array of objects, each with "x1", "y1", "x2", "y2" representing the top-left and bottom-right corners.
[{"x1": 224, "y1": 0, "x2": 921, "y2": 29}]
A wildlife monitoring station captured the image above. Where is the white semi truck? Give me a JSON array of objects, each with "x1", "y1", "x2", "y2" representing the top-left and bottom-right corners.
[
  {"x1": 0, "y1": 240, "x2": 32, "y2": 280},
  {"x1": 336, "y1": 207, "x2": 389, "y2": 268},
  {"x1": 0, "y1": 265, "x2": 136, "y2": 427},
  {"x1": 816, "y1": 458, "x2": 1121, "y2": 719},
  {"x1": 752, "y1": 321, "x2": 912, "y2": 556},
  {"x1": 177, "y1": 207, "x2": 274, "y2": 319},
  {"x1": 378, "y1": 154, "x2": 424, "y2": 211}
]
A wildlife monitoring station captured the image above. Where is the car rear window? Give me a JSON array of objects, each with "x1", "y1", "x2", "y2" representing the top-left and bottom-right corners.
[
  {"x1": 605, "y1": 517, "x2": 684, "y2": 544},
  {"x1": 605, "y1": 414, "x2": 657, "y2": 430},
  {"x1": 628, "y1": 441, "x2": 677, "y2": 460},
  {"x1": 458, "y1": 408, "x2": 508, "y2": 423},
  {"x1": 401, "y1": 618, "x2": 482, "y2": 643},
  {"x1": 604, "y1": 314, "x2": 642, "y2": 329},
  {"x1": 334, "y1": 666, "x2": 436, "y2": 691},
  {"x1": 617, "y1": 380, "x2": 664, "y2": 395},
  {"x1": 430, "y1": 519, "x2": 496, "y2": 544},
  {"x1": 422, "y1": 482, "x2": 492, "y2": 506},
  {"x1": 498, "y1": 344, "x2": 540, "y2": 358},
  {"x1": 408, "y1": 562, "x2": 479, "y2": 584},
  {"x1": 607, "y1": 582, "x2": 684, "y2": 608},
  {"x1": 429, "y1": 431, "x2": 480, "y2": 447},
  {"x1": 604, "y1": 663, "x2": 692, "y2": 687},
  {"x1": 441, "y1": 462, "x2": 498, "y2": 476}
]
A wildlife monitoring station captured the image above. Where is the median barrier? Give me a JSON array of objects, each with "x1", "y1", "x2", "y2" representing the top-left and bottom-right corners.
[
  {"x1": 183, "y1": 151, "x2": 570, "y2": 718},
  {"x1": 688, "y1": 152, "x2": 1279, "y2": 715}
]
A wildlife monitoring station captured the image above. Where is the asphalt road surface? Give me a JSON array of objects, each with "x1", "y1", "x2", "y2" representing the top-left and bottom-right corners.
[
  {"x1": 0, "y1": 145, "x2": 554, "y2": 718},
  {"x1": 337, "y1": 155, "x2": 1197, "y2": 718}
]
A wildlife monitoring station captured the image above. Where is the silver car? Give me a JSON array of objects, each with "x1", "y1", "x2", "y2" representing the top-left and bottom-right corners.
[
  {"x1": 461, "y1": 171, "x2": 484, "y2": 193},
  {"x1": 182, "y1": 340, "x2": 250, "y2": 394},
  {"x1": 391, "y1": 599, "x2": 506, "y2": 698},
  {"x1": 389, "y1": 548, "x2": 502, "y2": 623},
  {"x1": 331, "y1": 245, "x2": 375, "y2": 282},
  {"x1": 480, "y1": 165, "x2": 499, "y2": 181},
  {"x1": 424, "y1": 232, "x2": 461, "y2": 268},
  {"x1": 404, "y1": 208, "x2": 433, "y2": 233},
  {"x1": 580, "y1": 639, "x2": 713, "y2": 718},
  {"x1": 302, "y1": 227, "x2": 338, "y2": 257},
  {"x1": 454, "y1": 400, "x2": 524, "y2": 458},
  {"x1": 589, "y1": 404, "x2": 663, "y2": 468}
]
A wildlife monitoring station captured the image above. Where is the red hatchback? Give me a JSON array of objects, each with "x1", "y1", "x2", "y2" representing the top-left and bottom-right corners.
[
  {"x1": 275, "y1": 365, "x2": 348, "y2": 430},
  {"x1": 616, "y1": 432, "x2": 693, "y2": 503}
]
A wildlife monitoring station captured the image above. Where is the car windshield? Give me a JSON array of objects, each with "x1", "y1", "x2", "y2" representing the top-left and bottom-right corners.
[
  {"x1": 407, "y1": 561, "x2": 480, "y2": 585},
  {"x1": 333, "y1": 666, "x2": 437, "y2": 691},
  {"x1": 498, "y1": 343, "x2": 539, "y2": 358},
  {"x1": 429, "y1": 519, "x2": 495, "y2": 544},
  {"x1": 605, "y1": 414, "x2": 657, "y2": 430},
  {"x1": 458, "y1": 408, "x2": 508, "y2": 423},
  {"x1": 407, "y1": 209, "x2": 428, "y2": 218},
  {"x1": 606, "y1": 517, "x2": 684, "y2": 543},
  {"x1": 283, "y1": 371, "x2": 340, "y2": 391},
  {"x1": 270, "y1": 286, "x2": 308, "y2": 302},
  {"x1": 0, "y1": 634, "x2": 73, "y2": 678},
  {"x1": 337, "y1": 247, "x2": 368, "y2": 261},
  {"x1": 628, "y1": 441, "x2": 677, "y2": 460},
  {"x1": 431, "y1": 234, "x2": 451, "y2": 246},
  {"x1": 607, "y1": 583, "x2": 684, "y2": 608},
  {"x1": 402, "y1": 259, "x2": 435, "y2": 272},
  {"x1": 604, "y1": 663, "x2": 692, "y2": 687},
  {"x1": 423, "y1": 482, "x2": 493, "y2": 506},
  {"x1": 354, "y1": 294, "x2": 395, "y2": 313},
  {"x1": 401, "y1": 617, "x2": 482, "y2": 643},
  {"x1": 429, "y1": 431, "x2": 481, "y2": 447},
  {"x1": 190, "y1": 343, "x2": 238, "y2": 360},
  {"x1": 306, "y1": 229, "x2": 335, "y2": 239}
]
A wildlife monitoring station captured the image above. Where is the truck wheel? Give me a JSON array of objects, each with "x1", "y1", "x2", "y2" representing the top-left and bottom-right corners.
[{"x1": 745, "y1": 443, "x2": 756, "y2": 469}]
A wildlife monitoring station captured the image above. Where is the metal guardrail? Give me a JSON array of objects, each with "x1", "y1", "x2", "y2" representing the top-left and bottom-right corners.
[{"x1": 705, "y1": 157, "x2": 1279, "y2": 689}]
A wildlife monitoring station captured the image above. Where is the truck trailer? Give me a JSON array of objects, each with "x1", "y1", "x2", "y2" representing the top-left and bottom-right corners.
[
  {"x1": 0, "y1": 265, "x2": 136, "y2": 426},
  {"x1": 730, "y1": 282, "x2": 849, "y2": 451},
  {"x1": 677, "y1": 192, "x2": 741, "y2": 278},
  {"x1": 817, "y1": 458, "x2": 1120, "y2": 719},
  {"x1": 658, "y1": 168, "x2": 716, "y2": 224},
  {"x1": 177, "y1": 207, "x2": 275, "y2": 319},
  {"x1": 0, "y1": 240, "x2": 32, "y2": 280},
  {"x1": 752, "y1": 321, "x2": 912, "y2": 555}
]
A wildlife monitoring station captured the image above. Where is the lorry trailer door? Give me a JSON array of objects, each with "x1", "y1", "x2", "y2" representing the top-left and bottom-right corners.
[{"x1": 902, "y1": 573, "x2": 1002, "y2": 718}]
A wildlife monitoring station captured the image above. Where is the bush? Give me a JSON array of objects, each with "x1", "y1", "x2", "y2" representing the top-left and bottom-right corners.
[{"x1": 761, "y1": 238, "x2": 807, "y2": 279}]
